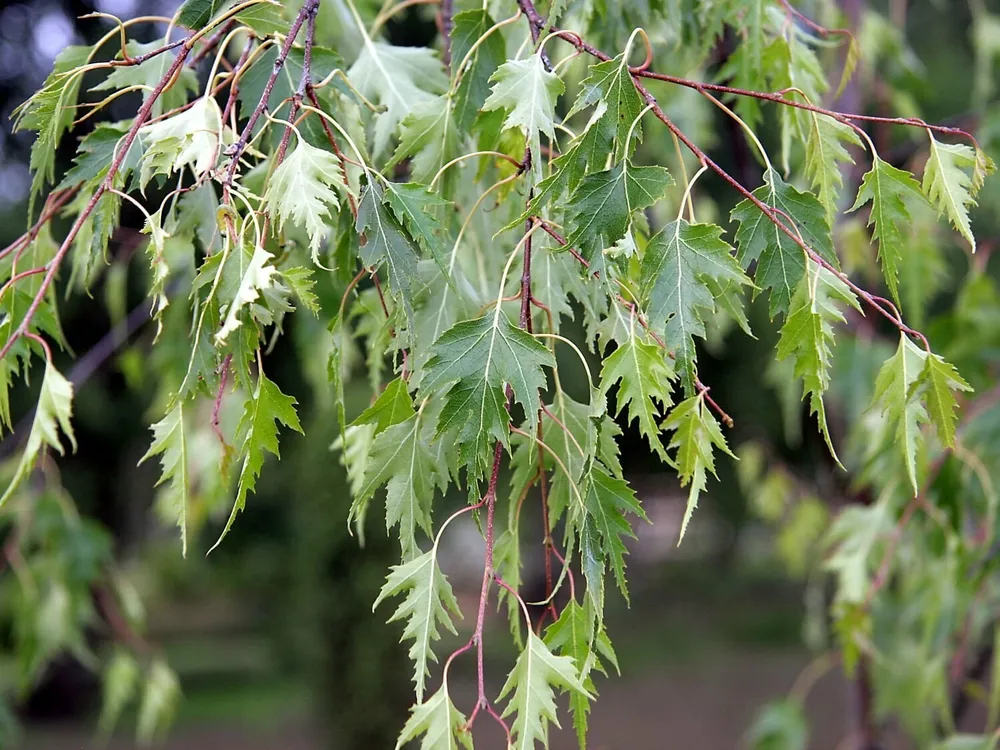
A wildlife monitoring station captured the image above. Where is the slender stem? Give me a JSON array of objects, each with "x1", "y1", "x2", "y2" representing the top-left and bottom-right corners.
[
  {"x1": 515, "y1": 0, "x2": 552, "y2": 70},
  {"x1": 108, "y1": 36, "x2": 188, "y2": 67},
  {"x1": 855, "y1": 657, "x2": 882, "y2": 750},
  {"x1": 0, "y1": 268, "x2": 48, "y2": 305},
  {"x1": 519, "y1": 190, "x2": 534, "y2": 332},
  {"x1": 539, "y1": 19, "x2": 976, "y2": 147},
  {"x1": 189, "y1": 19, "x2": 238, "y2": 65},
  {"x1": 0, "y1": 187, "x2": 78, "y2": 263},
  {"x1": 527, "y1": 14, "x2": 935, "y2": 352},
  {"x1": 467, "y1": 440, "x2": 504, "y2": 725},
  {"x1": 537, "y1": 419, "x2": 557, "y2": 624},
  {"x1": 305, "y1": 87, "x2": 358, "y2": 217},
  {"x1": 211, "y1": 354, "x2": 233, "y2": 448},
  {"x1": 440, "y1": 0, "x2": 454, "y2": 69},
  {"x1": 222, "y1": 0, "x2": 319, "y2": 192},
  {"x1": 269, "y1": 1, "x2": 319, "y2": 175}
]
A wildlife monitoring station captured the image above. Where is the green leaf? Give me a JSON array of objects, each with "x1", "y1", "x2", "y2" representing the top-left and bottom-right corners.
[
  {"x1": 57, "y1": 122, "x2": 134, "y2": 190},
  {"x1": 919, "y1": 354, "x2": 972, "y2": 448},
  {"x1": 663, "y1": 394, "x2": 734, "y2": 544},
  {"x1": 352, "y1": 377, "x2": 416, "y2": 434},
  {"x1": 356, "y1": 413, "x2": 441, "y2": 559},
  {"x1": 356, "y1": 182, "x2": 421, "y2": 323},
  {"x1": 264, "y1": 138, "x2": 346, "y2": 262},
  {"x1": 543, "y1": 600, "x2": 608, "y2": 749},
  {"x1": 1, "y1": 361, "x2": 76, "y2": 509},
  {"x1": 731, "y1": 168, "x2": 837, "y2": 317},
  {"x1": 387, "y1": 96, "x2": 459, "y2": 184},
  {"x1": 381, "y1": 182, "x2": 452, "y2": 278},
  {"x1": 213, "y1": 373, "x2": 303, "y2": 549},
  {"x1": 99, "y1": 649, "x2": 140, "y2": 739},
  {"x1": 483, "y1": 55, "x2": 564, "y2": 182},
  {"x1": 138, "y1": 403, "x2": 192, "y2": 555},
  {"x1": 871, "y1": 334, "x2": 928, "y2": 495},
  {"x1": 348, "y1": 42, "x2": 448, "y2": 157},
  {"x1": 396, "y1": 685, "x2": 473, "y2": 750},
  {"x1": 804, "y1": 113, "x2": 860, "y2": 223},
  {"x1": 775, "y1": 259, "x2": 860, "y2": 463},
  {"x1": 238, "y1": 46, "x2": 346, "y2": 134},
  {"x1": 849, "y1": 157, "x2": 928, "y2": 305},
  {"x1": 583, "y1": 465, "x2": 647, "y2": 602},
  {"x1": 13, "y1": 45, "x2": 91, "y2": 208},
  {"x1": 434, "y1": 377, "x2": 508, "y2": 476},
  {"x1": 281, "y1": 266, "x2": 320, "y2": 315},
  {"x1": 568, "y1": 53, "x2": 645, "y2": 161},
  {"x1": 422, "y1": 311, "x2": 554, "y2": 435},
  {"x1": 922, "y1": 135, "x2": 979, "y2": 250},
  {"x1": 176, "y1": 0, "x2": 234, "y2": 30},
  {"x1": 599, "y1": 328, "x2": 674, "y2": 461},
  {"x1": 373, "y1": 549, "x2": 462, "y2": 704},
  {"x1": 235, "y1": 2, "x2": 286, "y2": 35},
  {"x1": 542, "y1": 391, "x2": 597, "y2": 526},
  {"x1": 136, "y1": 660, "x2": 180, "y2": 745},
  {"x1": 451, "y1": 10, "x2": 506, "y2": 129},
  {"x1": 565, "y1": 160, "x2": 672, "y2": 263},
  {"x1": 641, "y1": 220, "x2": 749, "y2": 391},
  {"x1": 498, "y1": 631, "x2": 593, "y2": 750},
  {"x1": 747, "y1": 699, "x2": 808, "y2": 750}
]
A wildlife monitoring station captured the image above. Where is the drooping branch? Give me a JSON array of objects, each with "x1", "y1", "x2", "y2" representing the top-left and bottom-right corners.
[
  {"x1": 0, "y1": 43, "x2": 193, "y2": 362},
  {"x1": 517, "y1": 4, "x2": 936, "y2": 353},
  {"x1": 538, "y1": 221, "x2": 735, "y2": 427}
]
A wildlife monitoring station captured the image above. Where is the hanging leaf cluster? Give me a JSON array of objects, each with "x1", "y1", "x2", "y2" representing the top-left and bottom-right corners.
[{"x1": 2, "y1": 0, "x2": 999, "y2": 746}]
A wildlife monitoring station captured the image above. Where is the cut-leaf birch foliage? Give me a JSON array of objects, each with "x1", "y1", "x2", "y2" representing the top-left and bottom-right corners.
[
  {"x1": 1, "y1": 362, "x2": 75, "y2": 507},
  {"x1": 264, "y1": 139, "x2": 346, "y2": 262},
  {"x1": 599, "y1": 330, "x2": 675, "y2": 461},
  {"x1": 374, "y1": 549, "x2": 462, "y2": 704},
  {"x1": 213, "y1": 373, "x2": 303, "y2": 549},
  {"x1": 499, "y1": 632, "x2": 593, "y2": 750},
  {"x1": 483, "y1": 55, "x2": 564, "y2": 182},
  {"x1": 215, "y1": 244, "x2": 280, "y2": 344},
  {"x1": 849, "y1": 157, "x2": 928, "y2": 305},
  {"x1": 871, "y1": 334, "x2": 928, "y2": 495},
  {"x1": 355, "y1": 412, "x2": 442, "y2": 560},
  {"x1": 5, "y1": 2, "x2": 1000, "y2": 748},
  {"x1": 139, "y1": 403, "x2": 192, "y2": 555},
  {"x1": 395, "y1": 685, "x2": 472, "y2": 750},
  {"x1": 348, "y1": 41, "x2": 449, "y2": 158},
  {"x1": 641, "y1": 220, "x2": 750, "y2": 392},
  {"x1": 138, "y1": 96, "x2": 222, "y2": 189},
  {"x1": 776, "y1": 260, "x2": 860, "y2": 462},
  {"x1": 731, "y1": 168, "x2": 837, "y2": 317},
  {"x1": 664, "y1": 394, "x2": 735, "y2": 544},
  {"x1": 922, "y1": 135, "x2": 979, "y2": 250}
]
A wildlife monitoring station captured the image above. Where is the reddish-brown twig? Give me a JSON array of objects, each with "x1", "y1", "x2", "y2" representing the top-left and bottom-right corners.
[{"x1": 222, "y1": 0, "x2": 319, "y2": 192}]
